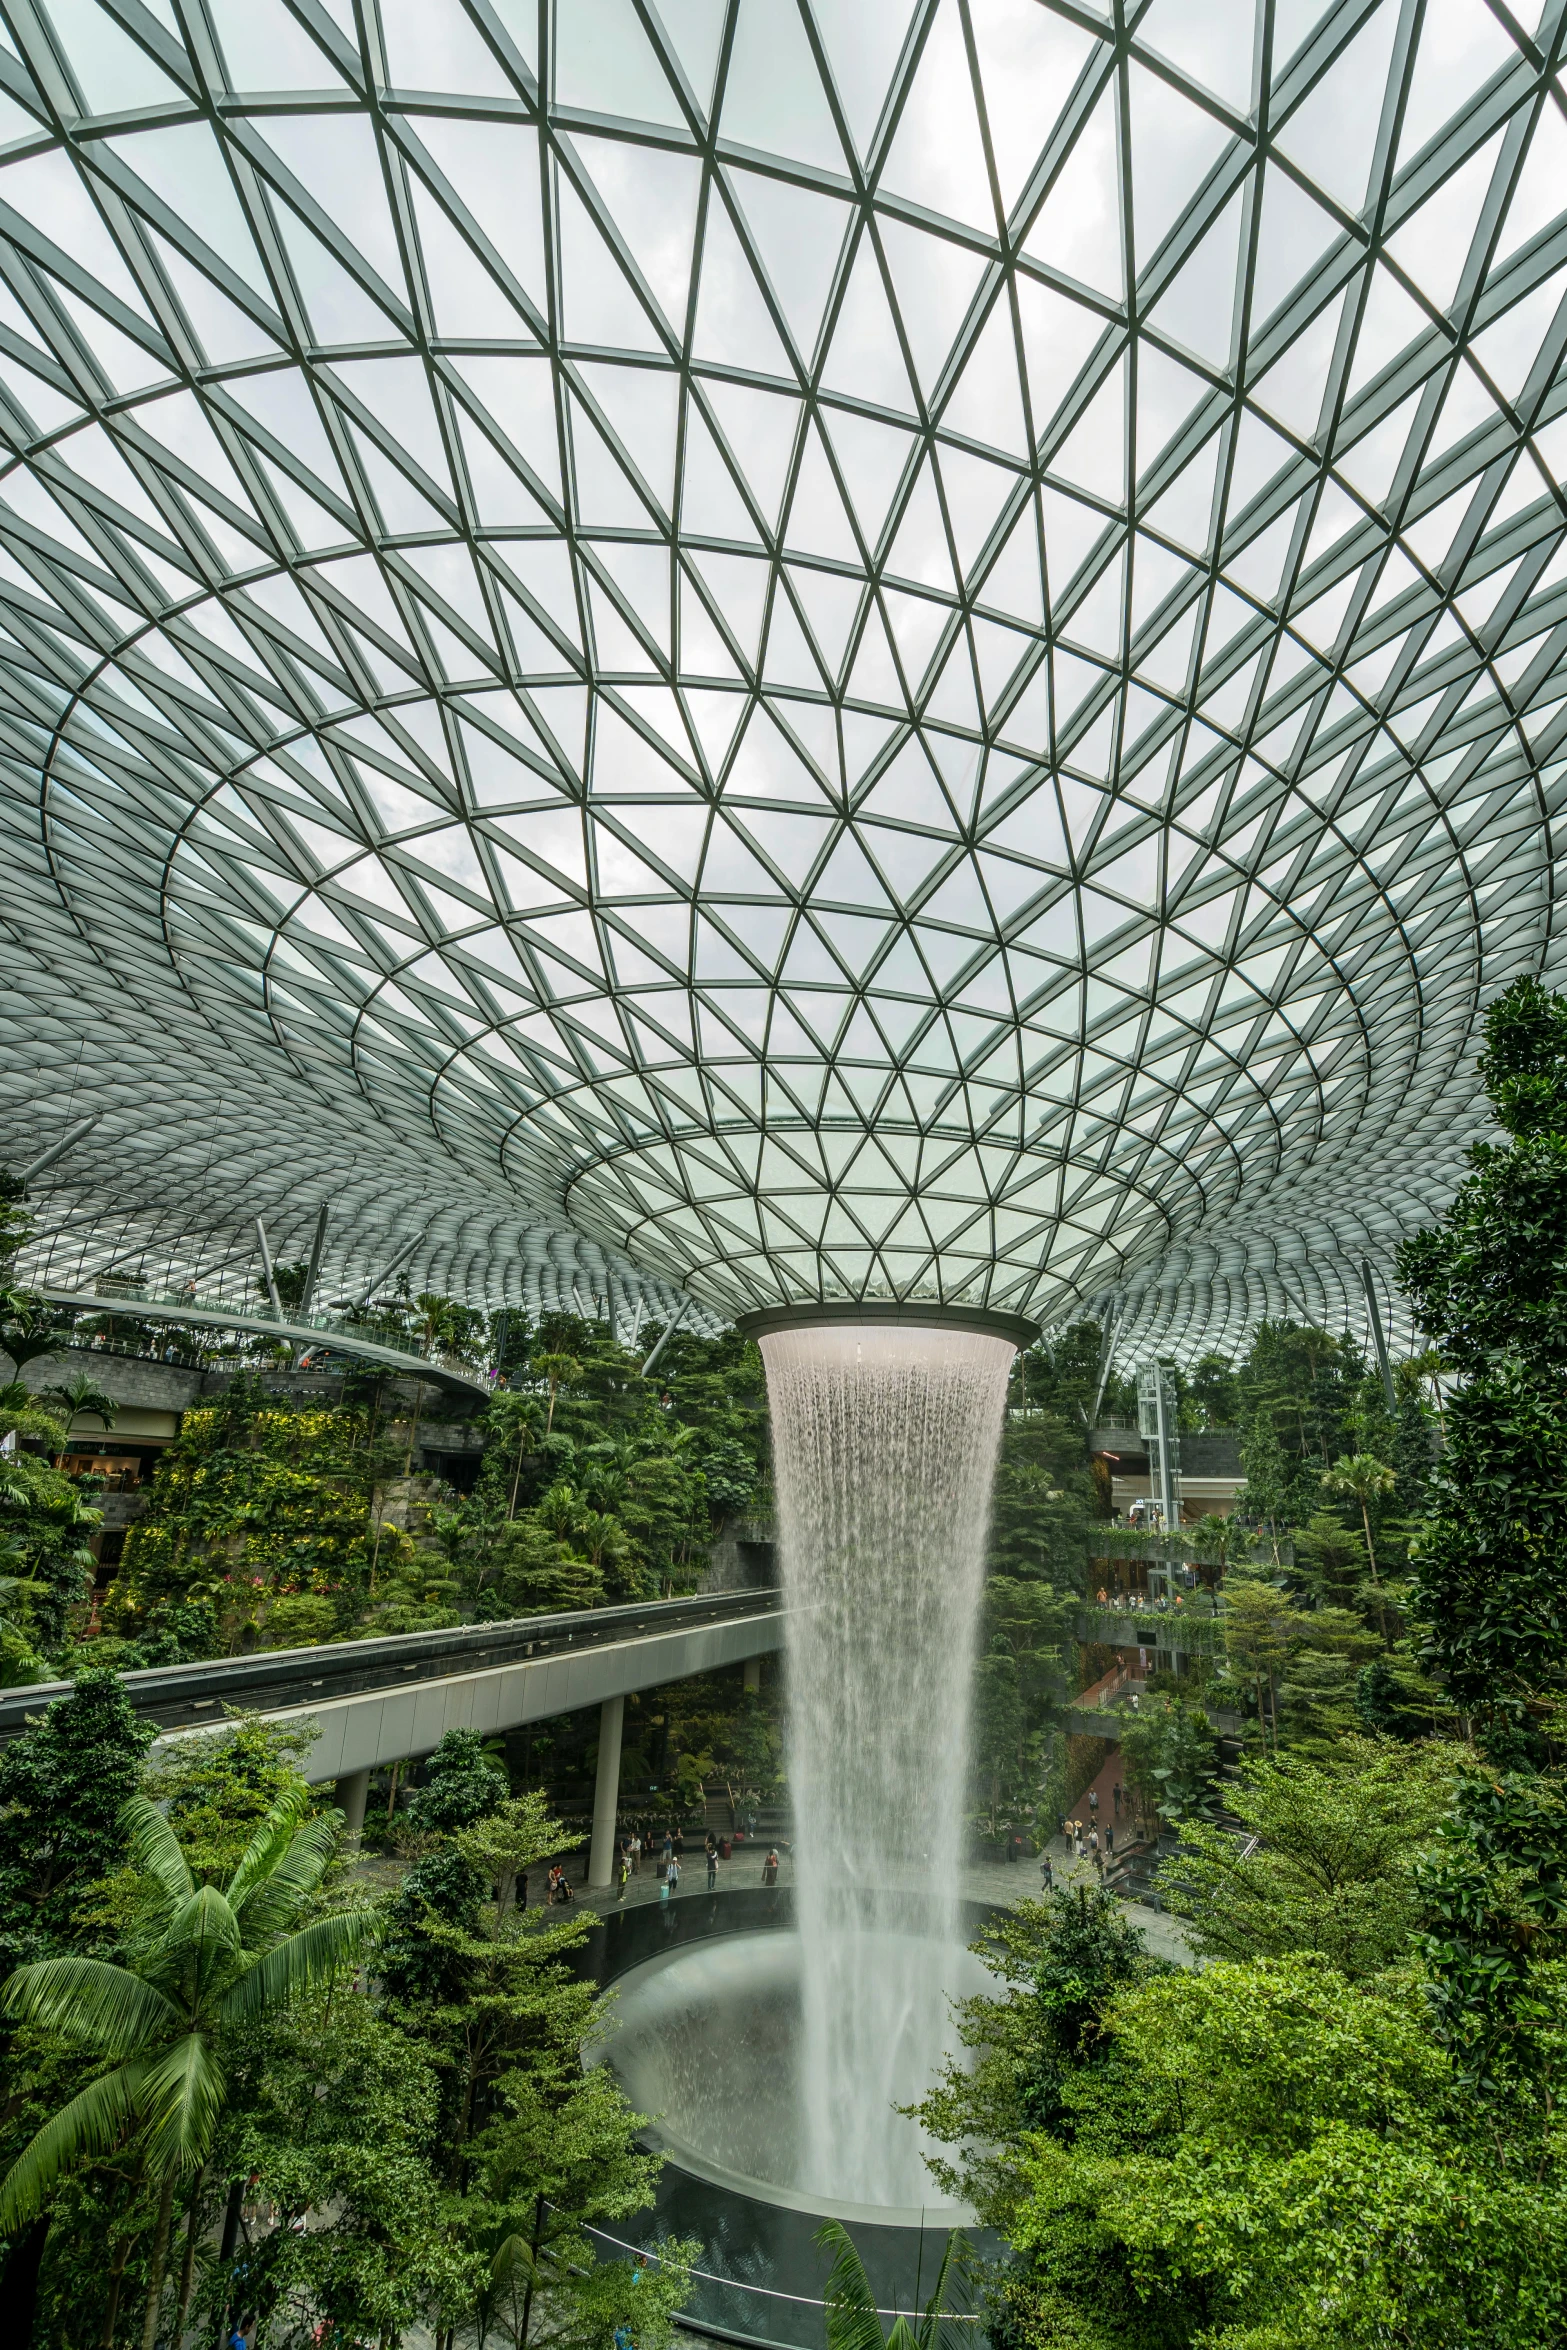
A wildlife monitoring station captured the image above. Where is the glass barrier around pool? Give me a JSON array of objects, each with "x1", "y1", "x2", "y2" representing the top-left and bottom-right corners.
[{"x1": 581, "y1": 2220, "x2": 987, "y2": 2350}]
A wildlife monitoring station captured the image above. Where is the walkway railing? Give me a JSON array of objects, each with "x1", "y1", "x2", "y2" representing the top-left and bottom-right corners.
[
  {"x1": 36, "y1": 1283, "x2": 490, "y2": 1402},
  {"x1": 1076, "y1": 1601, "x2": 1226, "y2": 1652},
  {"x1": 0, "y1": 1587, "x2": 785, "y2": 1744}
]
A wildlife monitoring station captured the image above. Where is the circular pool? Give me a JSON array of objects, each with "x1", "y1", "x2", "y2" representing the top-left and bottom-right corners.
[
  {"x1": 589, "y1": 1927, "x2": 991, "y2": 2225},
  {"x1": 573, "y1": 1890, "x2": 1000, "y2": 2349}
]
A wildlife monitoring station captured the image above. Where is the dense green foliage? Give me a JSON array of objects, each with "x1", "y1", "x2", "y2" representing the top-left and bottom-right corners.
[
  {"x1": 937, "y1": 976, "x2": 1567, "y2": 2349},
  {"x1": 0, "y1": 1688, "x2": 686, "y2": 2350},
  {"x1": 94, "y1": 1309, "x2": 769, "y2": 1664},
  {"x1": 0, "y1": 1180, "x2": 103, "y2": 1680},
  {"x1": 1400, "y1": 973, "x2": 1567, "y2": 1723}
]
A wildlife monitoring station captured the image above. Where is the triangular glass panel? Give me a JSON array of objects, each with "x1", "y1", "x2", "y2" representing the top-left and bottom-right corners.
[
  {"x1": 719, "y1": 0, "x2": 848, "y2": 173},
  {"x1": 878, "y1": 0, "x2": 996, "y2": 232},
  {"x1": 1021, "y1": 84, "x2": 1124, "y2": 301}
]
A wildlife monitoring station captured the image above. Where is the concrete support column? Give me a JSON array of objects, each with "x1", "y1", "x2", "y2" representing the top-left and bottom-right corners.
[
  {"x1": 588, "y1": 1695, "x2": 624, "y2": 1888},
  {"x1": 335, "y1": 1767, "x2": 371, "y2": 1840},
  {"x1": 743, "y1": 1657, "x2": 761, "y2": 1694}
]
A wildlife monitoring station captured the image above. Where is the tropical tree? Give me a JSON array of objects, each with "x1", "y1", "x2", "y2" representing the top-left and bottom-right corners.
[
  {"x1": 1156, "y1": 1737, "x2": 1463, "y2": 1977},
  {"x1": 40, "y1": 1368, "x2": 117, "y2": 1439},
  {"x1": 1399, "y1": 973, "x2": 1567, "y2": 1729},
  {"x1": 487, "y1": 1388, "x2": 544, "y2": 1519},
  {"x1": 535, "y1": 1351, "x2": 583, "y2": 1436},
  {"x1": 1221, "y1": 1573, "x2": 1311, "y2": 1745},
  {"x1": 0, "y1": 1784, "x2": 378, "y2": 2349},
  {"x1": 1322, "y1": 1452, "x2": 1397, "y2": 1586}
]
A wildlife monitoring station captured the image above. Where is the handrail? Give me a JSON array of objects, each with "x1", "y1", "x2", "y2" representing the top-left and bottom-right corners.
[
  {"x1": 0, "y1": 1588, "x2": 785, "y2": 1743},
  {"x1": 34, "y1": 1285, "x2": 490, "y2": 1403}
]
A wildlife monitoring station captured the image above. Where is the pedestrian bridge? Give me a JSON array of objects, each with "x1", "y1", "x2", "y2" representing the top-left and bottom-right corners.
[
  {"x1": 0, "y1": 1588, "x2": 787, "y2": 1812},
  {"x1": 37, "y1": 1283, "x2": 491, "y2": 1406}
]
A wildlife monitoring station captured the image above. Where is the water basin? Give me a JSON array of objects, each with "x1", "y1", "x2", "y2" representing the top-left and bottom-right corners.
[{"x1": 590, "y1": 1925, "x2": 991, "y2": 2226}]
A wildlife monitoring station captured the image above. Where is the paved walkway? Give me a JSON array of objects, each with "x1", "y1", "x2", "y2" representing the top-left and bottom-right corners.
[{"x1": 543, "y1": 1833, "x2": 1193, "y2": 1965}]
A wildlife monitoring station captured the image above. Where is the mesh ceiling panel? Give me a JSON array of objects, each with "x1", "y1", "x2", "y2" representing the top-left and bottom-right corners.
[{"x1": 1, "y1": 0, "x2": 1565, "y2": 1346}]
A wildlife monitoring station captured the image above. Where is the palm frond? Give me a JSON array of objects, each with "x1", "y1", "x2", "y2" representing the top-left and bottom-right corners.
[
  {"x1": 137, "y1": 2032, "x2": 227, "y2": 2176},
  {"x1": 817, "y1": 2219, "x2": 889, "y2": 2350},
  {"x1": 917, "y1": 2230, "x2": 967, "y2": 2350},
  {"x1": 489, "y1": 2232, "x2": 537, "y2": 2288},
  {"x1": 120, "y1": 1795, "x2": 194, "y2": 1918},
  {"x1": 219, "y1": 1906, "x2": 381, "y2": 2024},
  {"x1": 224, "y1": 1782, "x2": 315, "y2": 1912},
  {"x1": 0, "y1": 2060, "x2": 149, "y2": 2232},
  {"x1": 0, "y1": 1958, "x2": 182, "y2": 2057},
  {"x1": 229, "y1": 1813, "x2": 339, "y2": 1942},
  {"x1": 143, "y1": 1884, "x2": 242, "y2": 2002}
]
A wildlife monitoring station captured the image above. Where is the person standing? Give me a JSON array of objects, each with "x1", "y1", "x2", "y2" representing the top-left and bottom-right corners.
[
  {"x1": 629, "y1": 1830, "x2": 642, "y2": 1875},
  {"x1": 1113, "y1": 1781, "x2": 1122, "y2": 1817},
  {"x1": 667, "y1": 1856, "x2": 681, "y2": 1897},
  {"x1": 762, "y1": 1846, "x2": 779, "y2": 1887},
  {"x1": 706, "y1": 1841, "x2": 719, "y2": 1892},
  {"x1": 1105, "y1": 1824, "x2": 1115, "y2": 1857},
  {"x1": 1088, "y1": 1788, "x2": 1099, "y2": 1817},
  {"x1": 616, "y1": 1853, "x2": 630, "y2": 1902},
  {"x1": 662, "y1": 1827, "x2": 674, "y2": 1867}
]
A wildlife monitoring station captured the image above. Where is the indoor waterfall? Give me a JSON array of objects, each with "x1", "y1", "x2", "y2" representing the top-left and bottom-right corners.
[{"x1": 758, "y1": 1318, "x2": 1016, "y2": 2210}]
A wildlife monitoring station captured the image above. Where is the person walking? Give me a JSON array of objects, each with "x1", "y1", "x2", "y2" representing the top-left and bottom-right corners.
[
  {"x1": 616, "y1": 1853, "x2": 630, "y2": 1902},
  {"x1": 706, "y1": 1842, "x2": 718, "y2": 1892},
  {"x1": 1113, "y1": 1781, "x2": 1122, "y2": 1817},
  {"x1": 1040, "y1": 1853, "x2": 1055, "y2": 1893},
  {"x1": 1088, "y1": 1788, "x2": 1098, "y2": 1816}
]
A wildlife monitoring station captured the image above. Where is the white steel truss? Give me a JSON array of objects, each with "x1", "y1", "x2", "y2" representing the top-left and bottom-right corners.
[{"x1": 0, "y1": 0, "x2": 1565, "y2": 1348}]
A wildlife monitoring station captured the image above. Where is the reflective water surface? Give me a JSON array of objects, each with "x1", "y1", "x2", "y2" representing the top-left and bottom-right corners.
[{"x1": 592, "y1": 1926, "x2": 991, "y2": 2224}]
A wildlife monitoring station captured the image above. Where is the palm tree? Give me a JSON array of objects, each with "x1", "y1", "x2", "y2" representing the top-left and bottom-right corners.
[
  {"x1": 1322, "y1": 1452, "x2": 1397, "y2": 1575},
  {"x1": 41, "y1": 1367, "x2": 118, "y2": 1441},
  {"x1": 0, "y1": 1785, "x2": 379, "y2": 2350},
  {"x1": 534, "y1": 1352, "x2": 582, "y2": 1436},
  {"x1": 817, "y1": 2218, "x2": 967, "y2": 2350},
  {"x1": 1322, "y1": 1452, "x2": 1398, "y2": 1635},
  {"x1": 485, "y1": 1389, "x2": 543, "y2": 1520}
]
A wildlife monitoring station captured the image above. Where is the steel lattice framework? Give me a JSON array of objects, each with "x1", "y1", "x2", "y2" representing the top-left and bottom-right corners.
[{"x1": 1, "y1": 0, "x2": 1565, "y2": 1351}]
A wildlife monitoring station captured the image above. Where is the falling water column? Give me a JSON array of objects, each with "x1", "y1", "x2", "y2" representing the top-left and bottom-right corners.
[{"x1": 743, "y1": 1305, "x2": 1028, "y2": 2211}]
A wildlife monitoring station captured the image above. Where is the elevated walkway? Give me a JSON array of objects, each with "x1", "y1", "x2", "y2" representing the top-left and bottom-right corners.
[
  {"x1": 36, "y1": 1284, "x2": 489, "y2": 1406},
  {"x1": 1075, "y1": 1601, "x2": 1225, "y2": 1656},
  {"x1": 0, "y1": 1589, "x2": 787, "y2": 1785}
]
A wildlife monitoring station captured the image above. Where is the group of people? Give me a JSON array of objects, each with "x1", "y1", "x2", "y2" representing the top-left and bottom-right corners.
[
  {"x1": 612, "y1": 1823, "x2": 782, "y2": 1901},
  {"x1": 1095, "y1": 1584, "x2": 1193, "y2": 1611},
  {"x1": 1035, "y1": 1783, "x2": 1123, "y2": 1890}
]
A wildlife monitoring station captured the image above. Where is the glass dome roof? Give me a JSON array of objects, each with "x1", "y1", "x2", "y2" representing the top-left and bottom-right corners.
[{"x1": 1, "y1": 0, "x2": 1564, "y2": 1344}]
